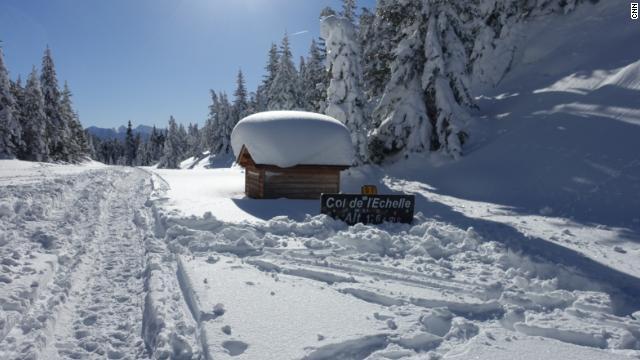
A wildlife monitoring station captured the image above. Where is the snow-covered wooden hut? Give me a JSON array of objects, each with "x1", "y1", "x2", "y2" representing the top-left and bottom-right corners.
[{"x1": 231, "y1": 111, "x2": 354, "y2": 199}]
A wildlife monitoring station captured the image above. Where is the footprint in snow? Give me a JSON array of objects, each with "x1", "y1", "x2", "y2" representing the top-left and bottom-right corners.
[
  {"x1": 82, "y1": 314, "x2": 98, "y2": 326},
  {"x1": 222, "y1": 340, "x2": 248, "y2": 356},
  {"x1": 613, "y1": 246, "x2": 627, "y2": 254}
]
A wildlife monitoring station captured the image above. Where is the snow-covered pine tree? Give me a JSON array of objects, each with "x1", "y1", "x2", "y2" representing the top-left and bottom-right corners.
[
  {"x1": 203, "y1": 91, "x2": 234, "y2": 157},
  {"x1": 0, "y1": 46, "x2": 21, "y2": 159},
  {"x1": 134, "y1": 132, "x2": 142, "y2": 164},
  {"x1": 301, "y1": 39, "x2": 328, "y2": 113},
  {"x1": 367, "y1": 1, "x2": 474, "y2": 161},
  {"x1": 255, "y1": 43, "x2": 279, "y2": 112},
  {"x1": 201, "y1": 90, "x2": 218, "y2": 153},
  {"x1": 298, "y1": 57, "x2": 308, "y2": 110},
  {"x1": 360, "y1": 0, "x2": 400, "y2": 102},
  {"x1": 124, "y1": 120, "x2": 136, "y2": 165},
  {"x1": 20, "y1": 68, "x2": 49, "y2": 162},
  {"x1": 187, "y1": 123, "x2": 202, "y2": 158},
  {"x1": 60, "y1": 82, "x2": 88, "y2": 162},
  {"x1": 10, "y1": 76, "x2": 24, "y2": 113},
  {"x1": 149, "y1": 125, "x2": 165, "y2": 162},
  {"x1": 320, "y1": 6, "x2": 337, "y2": 18},
  {"x1": 369, "y1": 1, "x2": 432, "y2": 162},
  {"x1": 321, "y1": 12, "x2": 369, "y2": 164},
  {"x1": 138, "y1": 137, "x2": 154, "y2": 166},
  {"x1": 246, "y1": 91, "x2": 258, "y2": 116},
  {"x1": 342, "y1": 0, "x2": 357, "y2": 22},
  {"x1": 177, "y1": 123, "x2": 188, "y2": 160},
  {"x1": 233, "y1": 69, "x2": 249, "y2": 122},
  {"x1": 10, "y1": 76, "x2": 26, "y2": 154},
  {"x1": 217, "y1": 92, "x2": 234, "y2": 154},
  {"x1": 160, "y1": 116, "x2": 183, "y2": 169},
  {"x1": 41, "y1": 47, "x2": 72, "y2": 162},
  {"x1": 84, "y1": 130, "x2": 96, "y2": 159},
  {"x1": 267, "y1": 33, "x2": 300, "y2": 110},
  {"x1": 421, "y1": 4, "x2": 473, "y2": 157}
]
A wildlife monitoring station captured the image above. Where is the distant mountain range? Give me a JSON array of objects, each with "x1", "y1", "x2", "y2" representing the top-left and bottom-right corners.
[{"x1": 86, "y1": 125, "x2": 161, "y2": 141}]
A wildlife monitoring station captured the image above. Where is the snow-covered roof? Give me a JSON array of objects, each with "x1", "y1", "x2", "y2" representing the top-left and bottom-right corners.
[{"x1": 231, "y1": 111, "x2": 354, "y2": 168}]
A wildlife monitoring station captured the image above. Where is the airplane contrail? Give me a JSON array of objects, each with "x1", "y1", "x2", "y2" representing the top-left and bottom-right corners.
[{"x1": 291, "y1": 30, "x2": 309, "y2": 36}]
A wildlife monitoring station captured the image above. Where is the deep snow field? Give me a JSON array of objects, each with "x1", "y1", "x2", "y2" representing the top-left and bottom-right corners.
[{"x1": 2, "y1": 1, "x2": 640, "y2": 359}]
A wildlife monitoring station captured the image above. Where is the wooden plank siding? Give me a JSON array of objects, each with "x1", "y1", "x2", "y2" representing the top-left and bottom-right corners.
[
  {"x1": 264, "y1": 174, "x2": 339, "y2": 199},
  {"x1": 238, "y1": 145, "x2": 347, "y2": 199}
]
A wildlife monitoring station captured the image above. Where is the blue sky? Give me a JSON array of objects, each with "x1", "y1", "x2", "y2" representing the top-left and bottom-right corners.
[{"x1": 0, "y1": 0, "x2": 376, "y2": 128}]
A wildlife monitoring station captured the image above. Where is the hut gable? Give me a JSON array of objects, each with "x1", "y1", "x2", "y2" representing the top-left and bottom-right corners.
[
  {"x1": 231, "y1": 111, "x2": 354, "y2": 199},
  {"x1": 237, "y1": 145, "x2": 256, "y2": 168}
]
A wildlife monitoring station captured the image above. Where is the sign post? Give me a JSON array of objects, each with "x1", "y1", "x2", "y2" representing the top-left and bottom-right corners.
[{"x1": 320, "y1": 193, "x2": 415, "y2": 225}]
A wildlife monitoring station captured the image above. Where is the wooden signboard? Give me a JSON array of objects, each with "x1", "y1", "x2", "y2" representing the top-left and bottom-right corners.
[{"x1": 320, "y1": 193, "x2": 415, "y2": 225}]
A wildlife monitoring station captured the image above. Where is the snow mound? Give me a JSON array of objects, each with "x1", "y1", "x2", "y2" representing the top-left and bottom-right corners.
[{"x1": 231, "y1": 111, "x2": 354, "y2": 168}]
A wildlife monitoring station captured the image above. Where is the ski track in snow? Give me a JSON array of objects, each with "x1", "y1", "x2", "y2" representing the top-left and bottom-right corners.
[
  {"x1": 47, "y1": 169, "x2": 149, "y2": 359},
  {"x1": 0, "y1": 165, "x2": 200, "y2": 359}
]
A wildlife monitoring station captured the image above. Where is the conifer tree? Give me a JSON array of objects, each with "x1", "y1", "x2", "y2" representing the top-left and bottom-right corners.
[
  {"x1": 124, "y1": 120, "x2": 136, "y2": 165},
  {"x1": 361, "y1": 0, "x2": 399, "y2": 101},
  {"x1": 267, "y1": 33, "x2": 300, "y2": 110},
  {"x1": 255, "y1": 43, "x2": 279, "y2": 112},
  {"x1": 298, "y1": 57, "x2": 308, "y2": 110},
  {"x1": 41, "y1": 47, "x2": 70, "y2": 161},
  {"x1": 60, "y1": 82, "x2": 88, "y2": 162},
  {"x1": 20, "y1": 68, "x2": 49, "y2": 161},
  {"x1": 149, "y1": 125, "x2": 165, "y2": 162},
  {"x1": 160, "y1": 116, "x2": 182, "y2": 169},
  {"x1": 177, "y1": 123, "x2": 188, "y2": 159},
  {"x1": 187, "y1": 123, "x2": 202, "y2": 158},
  {"x1": 301, "y1": 38, "x2": 328, "y2": 113},
  {"x1": 342, "y1": 0, "x2": 357, "y2": 23},
  {"x1": 0, "y1": 46, "x2": 21, "y2": 159},
  {"x1": 218, "y1": 92, "x2": 233, "y2": 154},
  {"x1": 10, "y1": 76, "x2": 25, "y2": 151},
  {"x1": 321, "y1": 12, "x2": 369, "y2": 164},
  {"x1": 201, "y1": 90, "x2": 218, "y2": 153},
  {"x1": 233, "y1": 69, "x2": 248, "y2": 121},
  {"x1": 369, "y1": 2, "x2": 432, "y2": 162}
]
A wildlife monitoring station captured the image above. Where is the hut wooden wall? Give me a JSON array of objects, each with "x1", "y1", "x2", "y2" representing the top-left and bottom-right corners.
[
  {"x1": 239, "y1": 146, "x2": 345, "y2": 199},
  {"x1": 263, "y1": 169, "x2": 340, "y2": 199},
  {"x1": 245, "y1": 167, "x2": 264, "y2": 198},
  {"x1": 244, "y1": 166, "x2": 341, "y2": 199}
]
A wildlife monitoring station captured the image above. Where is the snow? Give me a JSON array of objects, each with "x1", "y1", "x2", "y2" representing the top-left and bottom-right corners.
[
  {"x1": 149, "y1": 186, "x2": 640, "y2": 358},
  {"x1": 230, "y1": 111, "x2": 354, "y2": 168},
  {"x1": 321, "y1": 15, "x2": 369, "y2": 163},
  {"x1": 2, "y1": 1, "x2": 640, "y2": 359},
  {"x1": 444, "y1": 327, "x2": 632, "y2": 360},
  {"x1": 178, "y1": 255, "x2": 390, "y2": 359},
  {"x1": 0, "y1": 158, "x2": 105, "y2": 185},
  {"x1": 140, "y1": 1, "x2": 640, "y2": 358},
  {"x1": 0, "y1": 160, "x2": 199, "y2": 359},
  {"x1": 146, "y1": 166, "x2": 323, "y2": 224}
]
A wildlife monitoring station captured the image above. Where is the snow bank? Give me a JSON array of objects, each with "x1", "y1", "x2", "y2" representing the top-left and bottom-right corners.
[
  {"x1": 231, "y1": 111, "x2": 354, "y2": 168},
  {"x1": 153, "y1": 206, "x2": 640, "y2": 357},
  {"x1": 148, "y1": 162, "x2": 640, "y2": 358}
]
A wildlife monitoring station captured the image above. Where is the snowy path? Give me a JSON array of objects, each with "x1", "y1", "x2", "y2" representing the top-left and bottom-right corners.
[
  {"x1": 0, "y1": 163, "x2": 198, "y2": 359},
  {"x1": 46, "y1": 169, "x2": 149, "y2": 359}
]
